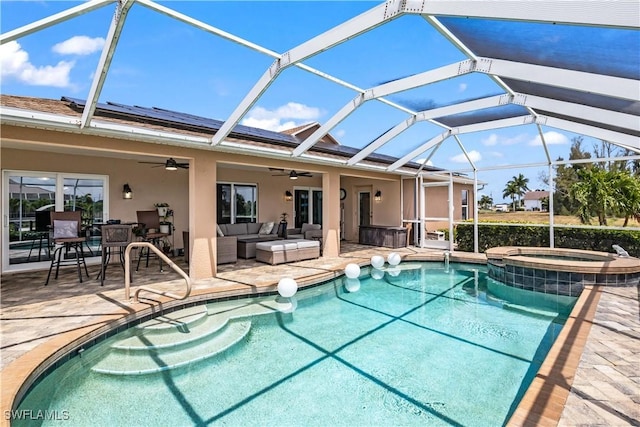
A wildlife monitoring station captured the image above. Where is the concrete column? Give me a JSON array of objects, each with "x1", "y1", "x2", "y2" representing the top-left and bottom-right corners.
[
  {"x1": 322, "y1": 170, "x2": 341, "y2": 257},
  {"x1": 189, "y1": 156, "x2": 217, "y2": 279}
]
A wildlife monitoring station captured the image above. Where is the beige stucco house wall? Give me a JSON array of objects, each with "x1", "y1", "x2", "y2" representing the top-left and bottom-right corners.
[{"x1": 1, "y1": 117, "x2": 476, "y2": 279}]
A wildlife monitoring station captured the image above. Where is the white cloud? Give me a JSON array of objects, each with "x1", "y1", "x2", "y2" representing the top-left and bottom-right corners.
[
  {"x1": 335, "y1": 129, "x2": 346, "y2": 138},
  {"x1": 450, "y1": 150, "x2": 482, "y2": 163},
  {"x1": 482, "y1": 134, "x2": 499, "y2": 146},
  {"x1": 242, "y1": 102, "x2": 322, "y2": 131},
  {"x1": 458, "y1": 83, "x2": 467, "y2": 92},
  {"x1": 489, "y1": 151, "x2": 504, "y2": 158},
  {"x1": 52, "y1": 36, "x2": 104, "y2": 55},
  {"x1": 528, "y1": 131, "x2": 569, "y2": 146},
  {"x1": 481, "y1": 133, "x2": 529, "y2": 147},
  {"x1": 414, "y1": 158, "x2": 433, "y2": 166},
  {"x1": 0, "y1": 41, "x2": 74, "y2": 87},
  {"x1": 481, "y1": 133, "x2": 528, "y2": 146}
]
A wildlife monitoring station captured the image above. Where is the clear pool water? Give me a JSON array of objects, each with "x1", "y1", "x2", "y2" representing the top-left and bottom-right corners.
[{"x1": 16, "y1": 263, "x2": 577, "y2": 426}]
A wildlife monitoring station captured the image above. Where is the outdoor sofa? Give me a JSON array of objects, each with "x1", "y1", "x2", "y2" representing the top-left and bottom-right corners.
[
  {"x1": 285, "y1": 223, "x2": 323, "y2": 240},
  {"x1": 217, "y1": 222, "x2": 280, "y2": 259}
]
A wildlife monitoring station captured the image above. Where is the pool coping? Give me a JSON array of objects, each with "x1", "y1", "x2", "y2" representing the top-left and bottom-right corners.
[
  {"x1": 486, "y1": 246, "x2": 640, "y2": 274},
  {"x1": 0, "y1": 255, "x2": 605, "y2": 426},
  {"x1": 506, "y1": 285, "x2": 602, "y2": 426}
]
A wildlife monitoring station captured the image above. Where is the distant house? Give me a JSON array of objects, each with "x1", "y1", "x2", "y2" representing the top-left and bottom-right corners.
[
  {"x1": 523, "y1": 190, "x2": 549, "y2": 211},
  {"x1": 494, "y1": 204, "x2": 510, "y2": 212}
]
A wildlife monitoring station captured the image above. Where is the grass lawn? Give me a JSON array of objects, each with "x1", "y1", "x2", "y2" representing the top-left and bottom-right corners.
[{"x1": 477, "y1": 211, "x2": 634, "y2": 227}]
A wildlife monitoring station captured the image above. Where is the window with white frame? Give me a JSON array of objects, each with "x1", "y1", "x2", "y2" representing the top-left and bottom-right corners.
[
  {"x1": 461, "y1": 190, "x2": 469, "y2": 220},
  {"x1": 217, "y1": 183, "x2": 257, "y2": 224}
]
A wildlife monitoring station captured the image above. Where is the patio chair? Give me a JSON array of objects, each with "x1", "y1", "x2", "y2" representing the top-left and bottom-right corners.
[
  {"x1": 27, "y1": 210, "x2": 51, "y2": 262},
  {"x1": 97, "y1": 224, "x2": 133, "y2": 286},
  {"x1": 135, "y1": 210, "x2": 169, "y2": 271},
  {"x1": 45, "y1": 211, "x2": 89, "y2": 285}
]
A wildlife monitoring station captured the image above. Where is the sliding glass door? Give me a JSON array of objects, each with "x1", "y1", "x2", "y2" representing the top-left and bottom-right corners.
[{"x1": 2, "y1": 171, "x2": 108, "y2": 271}]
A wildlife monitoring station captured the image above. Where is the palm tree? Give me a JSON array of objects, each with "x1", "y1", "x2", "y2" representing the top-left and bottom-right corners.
[
  {"x1": 479, "y1": 195, "x2": 493, "y2": 210},
  {"x1": 502, "y1": 181, "x2": 519, "y2": 211},
  {"x1": 511, "y1": 173, "x2": 530, "y2": 208}
]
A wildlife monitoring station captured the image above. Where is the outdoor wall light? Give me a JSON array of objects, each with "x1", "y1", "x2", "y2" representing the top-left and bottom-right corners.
[
  {"x1": 285, "y1": 190, "x2": 293, "y2": 201},
  {"x1": 374, "y1": 190, "x2": 382, "y2": 201},
  {"x1": 123, "y1": 183, "x2": 133, "y2": 199}
]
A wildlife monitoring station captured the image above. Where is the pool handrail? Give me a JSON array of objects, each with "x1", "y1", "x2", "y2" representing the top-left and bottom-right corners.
[{"x1": 124, "y1": 242, "x2": 192, "y2": 302}]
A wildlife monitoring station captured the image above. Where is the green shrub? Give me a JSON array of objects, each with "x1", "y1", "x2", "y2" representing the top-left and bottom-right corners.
[{"x1": 456, "y1": 223, "x2": 640, "y2": 257}]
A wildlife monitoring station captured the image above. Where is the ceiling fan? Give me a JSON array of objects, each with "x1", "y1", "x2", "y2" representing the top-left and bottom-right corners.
[
  {"x1": 139, "y1": 158, "x2": 189, "y2": 170},
  {"x1": 269, "y1": 168, "x2": 312, "y2": 179}
]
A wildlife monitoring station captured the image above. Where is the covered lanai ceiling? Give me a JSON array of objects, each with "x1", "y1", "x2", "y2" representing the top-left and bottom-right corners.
[{"x1": 1, "y1": 0, "x2": 638, "y2": 174}]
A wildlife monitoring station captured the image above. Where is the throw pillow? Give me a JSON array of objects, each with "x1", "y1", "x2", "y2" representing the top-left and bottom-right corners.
[
  {"x1": 259, "y1": 221, "x2": 274, "y2": 234},
  {"x1": 216, "y1": 224, "x2": 224, "y2": 237},
  {"x1": 53, "y1": 220, "x2": 78, "y2": 239}
]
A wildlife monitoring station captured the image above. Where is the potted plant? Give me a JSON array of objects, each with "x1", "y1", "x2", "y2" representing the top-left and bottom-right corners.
[
  {"x1": 159, "y1": 209, "x2": 173, "y2": 234},
  {"x1": 279, "y1": 212, "x2": 288, "y2": 238},
  {"x1": 161, "y1": 237, "x2": 172, "y2": 255},
  {"x1": 154, "y1": 202, "x2": 169, "y2": 217}
]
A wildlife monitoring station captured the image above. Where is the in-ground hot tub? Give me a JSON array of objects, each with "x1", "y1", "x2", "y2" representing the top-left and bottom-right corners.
[{"x1": 486, "y1": 246, "x2": 640, "y2": 296}]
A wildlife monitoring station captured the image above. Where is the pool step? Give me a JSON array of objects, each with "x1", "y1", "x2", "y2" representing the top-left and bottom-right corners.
[
  {"x1": 113, "y1": 311, "x2": 228, "y2": 351},
  {"x1": 91, "y1": 318, "x2": 251, "y2": 375},
  {"x1": 134, "y1": 305, "x2": 209, "y2": 334}
]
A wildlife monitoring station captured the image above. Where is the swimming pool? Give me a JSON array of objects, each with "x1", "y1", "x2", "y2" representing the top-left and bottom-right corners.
[{"x1": 15, "y1": 263, "x2": 576, "y2": 426}]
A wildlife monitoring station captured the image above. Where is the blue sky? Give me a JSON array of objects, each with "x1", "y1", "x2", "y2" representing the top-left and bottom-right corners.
[{"x1": 1, "y1": 0, "x2": 608, "y2": 203}]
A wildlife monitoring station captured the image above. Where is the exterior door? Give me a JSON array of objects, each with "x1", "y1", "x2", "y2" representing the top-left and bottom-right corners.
[
  {"x1": 359, "y1": 191, "x2": 371, "y2": 227},
  {"x1": 294, "y1": 187, "x2": 322, "y2": 228}
]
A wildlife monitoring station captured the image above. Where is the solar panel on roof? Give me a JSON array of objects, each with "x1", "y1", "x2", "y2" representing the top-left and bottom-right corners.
[{"x1": 152, "y1": 107, "x2": 225, "y2": 130}]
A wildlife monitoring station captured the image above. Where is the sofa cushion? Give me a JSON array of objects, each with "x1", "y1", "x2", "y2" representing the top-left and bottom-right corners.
[
  {"x1": 258, "y1": 221, "x2": 275, "y2": 234},
  {"x1": 225, "y1": 223, "x2": 249, "y2": 236},
  {"x1": 53, "y1": 220, "x2": 78, "y2": 239},
  {"x1": 301, "y1": 223, "x2": 321, "y2": 234},
  {"x1": 256, "y1": 240, "x2": 298, "y2": 252},
  {"x1": 290, "y1": 239, "x2": 320, "y2": 249},
  {"x1": 247, "y1": 222, "x2": 262, "y2": 234}
]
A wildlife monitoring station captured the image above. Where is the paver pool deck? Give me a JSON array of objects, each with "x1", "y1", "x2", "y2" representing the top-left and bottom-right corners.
[{"x1": 1, "y1": 243, "x2": 638, "y2": 426}]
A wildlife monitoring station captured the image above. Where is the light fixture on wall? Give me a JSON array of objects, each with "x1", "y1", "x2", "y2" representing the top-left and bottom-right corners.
[
  {"x1": 374, "y1": 190, "x2": 382, "y2": 201},
  {"x1": 123, "y1": 183, "x2": 133, "y2": 199},
  {"x1": 284, "y1": 190, "x2": 293, "y2": 202}
]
